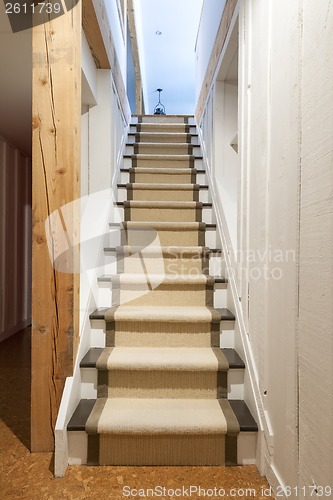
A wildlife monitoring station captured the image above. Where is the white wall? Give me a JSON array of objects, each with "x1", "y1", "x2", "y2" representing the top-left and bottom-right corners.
[
  {"x1": 105, "y1": 0, "x2": 127, "y2": 85},
  {"x1": 214, "y1": 78, "x2": 238, "y2": 253},
  {"x1": 197, "y1": 0, "x2": 333, "y2": 496},
  {"x1": 195, "y1": 0, "x2": 226, "y2": 100},
  {"x1": 298, "y1": 0, "x2": 333, "y2": 492},
  {"x1": 0, "y1": 137, "x2": 31, "y2": 341},
  {"x1": 239, "y1": 0, "x2": 300, "y2": 490}
]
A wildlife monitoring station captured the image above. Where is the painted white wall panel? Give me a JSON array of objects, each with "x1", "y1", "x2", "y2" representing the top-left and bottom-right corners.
[
  {"x1": 197, "y1": 0, "x2": 333, "y2": 494},
  {"x1": 0, "y1": 137, "x2": 31, "y2": 341},
  {"x1": 298, "y1": 0, "x2": 333, "y2": 492}
]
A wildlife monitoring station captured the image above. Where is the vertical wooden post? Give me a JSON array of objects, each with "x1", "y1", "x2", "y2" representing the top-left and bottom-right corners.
[
  {"x1": 127, "y1": 0, "x2": 143, "y2": 114},
  {"x1": 31, "y1": 1, "x2": 81, "y2": 452}
]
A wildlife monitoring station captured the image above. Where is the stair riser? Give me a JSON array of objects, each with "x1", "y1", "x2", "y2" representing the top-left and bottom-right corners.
[
  {"x1": 99, "y1": 371, "x2": 228, "y2": 399},
  {"x1": 107, "y1": 321, "x2": 222, "y2": 348},
  {"x1": 117, "y1": 186, "x2": 209, "y2": 203},
  {"x1": 124, "y1": 207, "x2": 204, "y2": 224},
  {"x1": 90, "y1": 324, "x2": 106, "y2": 347},
  {"x1": 129, "y1": 125, "x2": 197, "y2": 135},
  {"x1": 116, "y1": 255, "x2": 209, "y2": 275},
  {"x1": 121, "y1": 227, "x2": 208, "y2": 247},
  {"x1": 103, "y1": 253, "x2": 223, "y2": 276},
  {"x1": 220, "y1": 329, "x2": 235, "y2": 348},
  {"x1": 89, "y1": 434, "x2": 226, "y2": 466},
  {"x1": 123, "y1": 157, "x2": 203, "y2": 169},
  {"x1": 68, "y1": 430, "x2": 256, "y2": 466},
  {"x1": 98, "y1": 281, "x2": 229, "y2": 308},
  {"x1": 127, "y1": 134, "x2": 199, "y2": 145},
  {"x1": 118, "y1": 206, "x2": 213, "y2": 223},
  {"x1": 107, "y1": 225, "x2": 218, "y2": 248},
  {"x1": 125, "y1": 144, "x2": 201, "y2": 156},
  {"x1": 120, "y1": 170, "x2": 207, "y2": 185},
  {"x1": 125, "y1": 188, "x2": 200, "y2": 202},
  {"x1": 228, "y1": 369, "x2": 245, "y2": 400},
  {"x1": 81, "y1": 367, "x2": 244, "y2": 400},
  {"x1": 81, "y1": 368, "x2": 98, "y2": 399},
  {"x1": 111, "y1": 284, "x2": 214, "y2": 307},
  {"x1": 133, "y1": 116, "x2": 194, "y2": 124}
]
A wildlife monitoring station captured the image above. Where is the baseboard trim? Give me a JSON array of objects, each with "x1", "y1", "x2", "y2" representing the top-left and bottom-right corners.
[{"x1": 0, "y1": 318, "x2": 31, "y2": 342}]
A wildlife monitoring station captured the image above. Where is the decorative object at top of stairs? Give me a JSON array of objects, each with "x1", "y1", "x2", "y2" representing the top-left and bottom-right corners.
[{"x1": 66, "y1": 114, "x2": 258, "y2": 468}]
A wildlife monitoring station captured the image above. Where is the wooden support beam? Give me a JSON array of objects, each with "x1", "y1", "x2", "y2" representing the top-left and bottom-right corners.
[
  {"x1": 83, "y1": 0, "x2": 130, "y2": 120},
  {"x1": 195, "y1": 0, "x2": 238, "y2": 123},
  {"x1": 31, "y1": 2, "x2": 81, "y2": 452},
  {"x1": 127, "y1": 0, "x2": 143, "y2": 114},
  {"x1": 82, "y1": 0, "x2": 109, "y2": 69}
]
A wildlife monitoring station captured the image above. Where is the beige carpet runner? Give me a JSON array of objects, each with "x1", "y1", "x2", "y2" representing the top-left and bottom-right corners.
[{"x1": 86, "y1": 116, "x2": 240, "y2": 465}]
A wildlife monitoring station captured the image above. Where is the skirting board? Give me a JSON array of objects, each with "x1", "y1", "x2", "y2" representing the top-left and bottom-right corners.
[{"x1": 0, "y1": 318, "x2": 31, "y2": 342}]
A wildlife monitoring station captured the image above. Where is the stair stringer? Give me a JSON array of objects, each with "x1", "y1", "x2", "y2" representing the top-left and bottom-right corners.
[
  {"x1": 54, "y1": 122, "x2": 130, "y2": 478},
  {"x1": 196, "y1": 121, "x2": 271, "y2": 475}
]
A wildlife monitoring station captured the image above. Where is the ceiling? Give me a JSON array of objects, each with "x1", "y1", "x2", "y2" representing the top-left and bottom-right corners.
[
  {"x1": 0, "y1": 4, "x2": 31, "y2": 156},
  {"x1": 134, "y1": 0, "x2": 203, "y2": 115}
]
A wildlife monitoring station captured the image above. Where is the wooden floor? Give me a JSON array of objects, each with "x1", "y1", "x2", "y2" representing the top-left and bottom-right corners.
[{"x1": 0, "y1": 327, "x2": 274, "y2": 499}]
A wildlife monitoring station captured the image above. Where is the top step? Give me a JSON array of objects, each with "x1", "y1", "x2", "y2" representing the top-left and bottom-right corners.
[{"x1": 132, "y1": 115, "x2": 195, "y2": 125}]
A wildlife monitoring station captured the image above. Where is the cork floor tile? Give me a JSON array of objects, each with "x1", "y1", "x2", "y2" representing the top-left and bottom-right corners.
[{"x1": 0, "y1": 328, "x2": 274, "y2": 499}]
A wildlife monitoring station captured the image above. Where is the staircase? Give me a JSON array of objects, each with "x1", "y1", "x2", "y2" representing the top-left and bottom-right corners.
[{"x1": 67, "y1": 115, "x2": 257, "y2": 466}]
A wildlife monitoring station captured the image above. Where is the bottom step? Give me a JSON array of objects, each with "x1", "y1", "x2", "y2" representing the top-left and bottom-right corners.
[{"x1": 68, "y1": 399, "x2": 257, "y2": 467}]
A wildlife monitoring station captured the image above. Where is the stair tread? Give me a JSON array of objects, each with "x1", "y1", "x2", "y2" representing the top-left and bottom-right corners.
[
  {"x1": 80, "y1": 348, "x2": 104, "y2": 367},
  {"x1": 128, "y1": 133, "x2": 199, "y2": 139},
  {"x1": 113, "y1": 221, "x2": 214, "y2": 229},
  {"x1": 117, "y1": 183, "x2": 209, "y2": 189},
  {"x1": 122, "y1": 167, "x2": 201, "y2": 173},
  {"x1": 90, "y1": 306, "x2": 235, "y2": 322},
  {"x1": 105, "y1": 245, "x2": 221, "y2": 255},
  {"x1": 98, "y1": 274, "x2": 226, "y2": 284},
  {"x1": 89, "y1": 398, "x2": 228, "y2": 435},
  {"x1": 124, "y1": 154, "x2": 202, "y2": 159},
  {"x1": 68, "y1": 399, "x2": 96, "y2": 431},
  {"x1": 89, "y1": 307, "x2": 109, "y2": 320},
  {"x1": 229, "y1": 400, "x2": 258, "y2": 431},
  {"x1": 127, "y1": 142, "x2": 201, "y2": 147},
  {"x1": 221, "y1": 349, "x2": 245, "y2": 369},
  {"x1": 121, "y1": 183, "x2": 202, "y2": 190},
  {"x1": 120, "y1": 200, "x2": 205, "y2": 207},
  {"x1": 68, "y1": 399, "x2": 256, "y2": 434},
  {"x1": 81, "y1": 347, "x2": 243, "y2": 370},
  {"x1": 94, "y1": 347, "x2": 229, "y2": 371}
]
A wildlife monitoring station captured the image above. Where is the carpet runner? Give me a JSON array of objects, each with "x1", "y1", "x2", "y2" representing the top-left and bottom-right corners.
[{"x1": 85, "y1": 116, "x2": 240, "y2": 465}]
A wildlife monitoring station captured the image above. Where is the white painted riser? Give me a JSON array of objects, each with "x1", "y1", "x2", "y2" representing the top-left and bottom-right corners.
[
  {"x1": 97, "y1": 283, "x2": 228, "y2": 309},
  {"x1": 89, "y1": 320, "x2": 236, "y2": 353},
  {"x1": 67, "y1": 431, "x2": 256, "y2": 467},
  {"x1": 103, "y1": 254, "x2": 225, "y2": 277},
  {"x1": 80, "y1": 367, "x2": 244, "y2": 401},
  {"x1": 90, "y1": 322, "x2": 106, "y2": 347},
  {"x1": 106, "y1": 227, "x2": 218, "y2": 251}
]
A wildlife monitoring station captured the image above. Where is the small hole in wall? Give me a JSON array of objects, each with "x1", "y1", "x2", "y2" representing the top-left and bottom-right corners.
[{"x1": 264, "y1": 391, "x2": 267, "y2": 396}]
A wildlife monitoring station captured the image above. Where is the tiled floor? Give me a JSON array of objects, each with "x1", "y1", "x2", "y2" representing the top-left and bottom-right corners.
[{"x1": 0, "y1": 328, "x2": 274, "y2": 499}]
